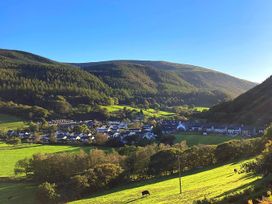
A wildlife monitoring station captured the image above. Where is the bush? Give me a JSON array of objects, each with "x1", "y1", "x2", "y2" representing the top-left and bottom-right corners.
[
  {"x1": 69, "y1": 175, "x2": 90, "y2": 198},
  {"x1": 14, "y1": 158, "x2": 31, "y2": 176},
  {"x1": 36, "y1": 182, "x2": 60, "y2": 204},
  {"x1": 95, "y1": 133, "x2": 108, "y2": 145},
  {"x1": 6, "y1": 137, "x2": 21, "y2": 145}
]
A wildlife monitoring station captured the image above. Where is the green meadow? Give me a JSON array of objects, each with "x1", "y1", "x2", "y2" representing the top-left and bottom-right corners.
[
  {"x1": 193, "y1": 106, "x2": 209, "y2": 112},
  {"x1": 0, "y1": 114, "x2": 27, "y2": 131},
  {"x1": 101, "y1": 105, "x2": 175, "y2": 118},
  {"x1": 70, "y1": 159, "x2": 261, "y2": 204},
  {"x1": 0, "y1": 143, "x2": 105, "y2": 177},
  {"x1": 175, "y1": 133, "x2": 239, "y2": 146}
]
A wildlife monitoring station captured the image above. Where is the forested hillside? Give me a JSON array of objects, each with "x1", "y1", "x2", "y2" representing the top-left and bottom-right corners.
[
  {"x1": 74, "y1": 60, "x2": 256, "y2": 106},
  {"x1": 0, "y1": 49, "x2": 111, "y2": 120},
  {"x1": 203, "y1": 75, "x2": 272, "y2": 125},
  {"x1": 0, "y1": 49, "x2": 256, "y2": 120}
]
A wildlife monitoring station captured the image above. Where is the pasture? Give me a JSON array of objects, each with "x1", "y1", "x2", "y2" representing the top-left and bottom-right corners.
[
  {"x1": 70, "y1": 159, "x2": 261, "y2": 204},
  {"x1": 0, "y1": 143, "x2": 106, "y2": 177},
  {"x1": 193, "y1": 106, "x2": 209, "y2": 112},
  {"x1": 101, "y1": 105, "x2": 175, "y2": 118},
  {"x1": 175, "y1": 133, "x2": 239, "y2": 146},
  {"x1": 0, "y1": 114, "x2": 27, "y2": 131},
  {"x1": 0, "y1": 182, "x2": 36, "y2": 204}
]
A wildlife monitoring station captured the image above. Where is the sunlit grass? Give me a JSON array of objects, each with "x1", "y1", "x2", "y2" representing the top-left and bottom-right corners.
[
  {"x1": 0, "y1": 114, "x2": 27, "y2": 131},
  {"x1": 70, "y1": 159, "x2": 260, "y2": 204},
  {"x1": 0, "y1": 143, "x2": 105, "y2": 177},
  {"x1": 101, "y1": 105, "x2": 175, "y2": 118}
]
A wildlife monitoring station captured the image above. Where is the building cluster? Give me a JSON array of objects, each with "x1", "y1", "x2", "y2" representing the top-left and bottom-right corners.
[
  {"x1": 5, "y1": 119, "x2": 265, "y2": 145},
  {"x1": 179, "y1": 122, "x2": 265, "y2": 136}
]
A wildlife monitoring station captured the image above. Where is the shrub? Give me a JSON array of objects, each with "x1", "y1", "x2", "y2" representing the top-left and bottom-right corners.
[
  {"x1": 36, "y1": 182, "x2": 60, "y2": 204},
  {"x1": 69, "y1": 175, "x2": 90, "y2": 198},
  {"x1": 6, "y1": 137, "x2": 21, "y2": 145}
]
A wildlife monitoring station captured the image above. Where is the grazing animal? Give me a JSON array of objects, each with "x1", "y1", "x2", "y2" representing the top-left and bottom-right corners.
[
  {"x1": 8, "y1": 196, "x2": 13, "y2": 200},
  {"x1": 142, "y1": 190, "x2": 150, "y2": 196},
  {"x1": 234, "y1": 168, "x2": 238, "y2": 173}
]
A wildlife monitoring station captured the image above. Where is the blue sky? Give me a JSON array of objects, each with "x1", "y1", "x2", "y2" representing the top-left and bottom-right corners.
[{"x1": 1, "y1": 0, "x2": 271, "y2": 83}]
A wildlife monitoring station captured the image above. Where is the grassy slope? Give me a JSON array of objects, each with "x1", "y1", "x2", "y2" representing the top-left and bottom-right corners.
[
  {"x1": 0, "y1": 182, "x2": 37, "y2": 204},
  {"x1": 0, "y1": 143, "x2": 101, "y2": 177},
  {"x1": 0, "y1": 114, "x2": 27, "y2": 131},
  {"x1": 71, "y1": 159, "x2": 260, "y2": 204},
  {"x1": 193, "y1": 106, "x2": 209, "y2": 112},
  {"x1": 175, "y1": 133, "x2": 239, "y2": 146},
  {"x1": 101, "y1": 105, "x2": 175, "y2": 118}
]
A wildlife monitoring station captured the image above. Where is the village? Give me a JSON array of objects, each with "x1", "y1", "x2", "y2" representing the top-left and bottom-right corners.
[{"x1": 5, "y1": 118, "x2": 265, "y2": 146}]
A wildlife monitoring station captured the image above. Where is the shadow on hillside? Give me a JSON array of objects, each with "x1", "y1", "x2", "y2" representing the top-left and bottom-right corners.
[
  {"x1": 214, "y1": 175, "x2": 265, "y2": 199},
  {"x1": 125, "y1": 196, "x2": 146, "y2": 203},
  {"x1": 0, "y1": 144, "x2": 41, "y2": 150}
]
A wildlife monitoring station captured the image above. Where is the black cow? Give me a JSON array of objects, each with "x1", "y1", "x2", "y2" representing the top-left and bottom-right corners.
[
  {"x1": 234, "y1": 168, "x2": 238, "y2": 173},
  {"x1": 142, "y1": 190, "x2": 150, "y2": 196}
]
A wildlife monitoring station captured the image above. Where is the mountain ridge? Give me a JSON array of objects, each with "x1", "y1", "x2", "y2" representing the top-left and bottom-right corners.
[
  {"x1": 73, "y1": 60, "x2": 256, "y2": 101},
  {"x1": 203, "y1": 75, "x2": 272, "y2": 125},
  {"x1": 0, "y1": 48, "x2": 258, "y2": 119}
]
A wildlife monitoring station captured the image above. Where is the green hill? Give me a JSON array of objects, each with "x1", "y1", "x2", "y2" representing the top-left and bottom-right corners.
[
  {"x1": 69, "y1": 159, "x2": 260, "y2": 204},
  {"x1": 0, "y1": 49, "x2": 109, "y2": 101},
  {"x1": 203, "y1": 75, "x2": 272, "y2": 125},
  {"x1": 0, "y1": 159, "x2": 261, "y2": 204},
  {"x1": 75, "y1": 60, "x2": 256, "y2": 107},
  {"x1": 0, "y1": 114, "x2": 26, "y2": 131},
  {"x1": 0, "y1": 49, "x2": 256, "y2": 120}
]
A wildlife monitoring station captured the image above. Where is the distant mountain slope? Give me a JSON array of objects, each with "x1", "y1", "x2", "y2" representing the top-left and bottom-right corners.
[
  {"x1": 73, "y1": 60, "x2": 256, "y2": 106},
  {"x1": 0, "y1": 49, "x2": 110, "y2": 113},
  {"x1": 0, "y1": 49, "x2": 257, "y2": 120},
  {"x1": 203, "y1": 76, "x2": 272, "y2": 125}
]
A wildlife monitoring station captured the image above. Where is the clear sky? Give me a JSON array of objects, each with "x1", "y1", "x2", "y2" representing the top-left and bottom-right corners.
[{"x1": 1, "y1": 0, "x2": 271, "y2": 83}]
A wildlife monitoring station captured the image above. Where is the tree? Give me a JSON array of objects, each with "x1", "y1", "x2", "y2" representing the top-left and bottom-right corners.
[
  {"x1": 14, "y1": 158, "x2": 31, "y2": 176},
  {"x1": 91, "y1": 163, "x2": 123, "y2": 188},
  {"x1": 36, "y1": 182, "x2": 60, "y2": 204},
  {"x1": 264, "y1": 124, "x2": 272, "y2": 139},
  {"x1": 6, "y1": 137, "x2": 21, "y2": 145},
  {"x1": 158, "y1": 134, "x2": 176, "y2": 145},
  {"x1": 125, "y1": 145, "x2": 157, "y2": 177},
  {"x1": 73, "y1": 124, "x2": 90, "y2": 133},
  {"x1": 49, "y1": 132, "x2": 57, "y2": 144},
  {"x1": 69, "y1": 175, "x2": 90, "y2": 198},
  {"x1": 28, "y1": 122, "x2": 39, "y2": 132},
  {"x1": 33, "y1": 132, "x2": 41, "y2": 143},
  {"x1": 95, "y1": 133, "x2": 108, "y2": 145},
  {"x1": 148, "y1": 148, "x2": 182, "y2": 175},
  {"x1": 152, "y1": 125, "x2": 162, "y2": 137}
]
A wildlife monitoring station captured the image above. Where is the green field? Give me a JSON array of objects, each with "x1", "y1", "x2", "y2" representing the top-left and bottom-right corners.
[
  {"x1": 70, "y1": 159, "x2": 260, "y2": 204},
  {"x1": 193, "y1": 106, "x2": 209, "y2": 112},
  {"x1": 0, "y1": 159, "x2": 261, "y2": 204},
  {"x1": 0, "y1": 143, "x2": 102, "y2": 177},
  {"x1": 175, "y1": 133, "x2": 239, "y2": 146},
  {"x1": 101, "y1": 105, "x2": 175, "y2": 118},
  {"x1": 0, "y1": 114, "x2": 27, "y2": 131}
]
